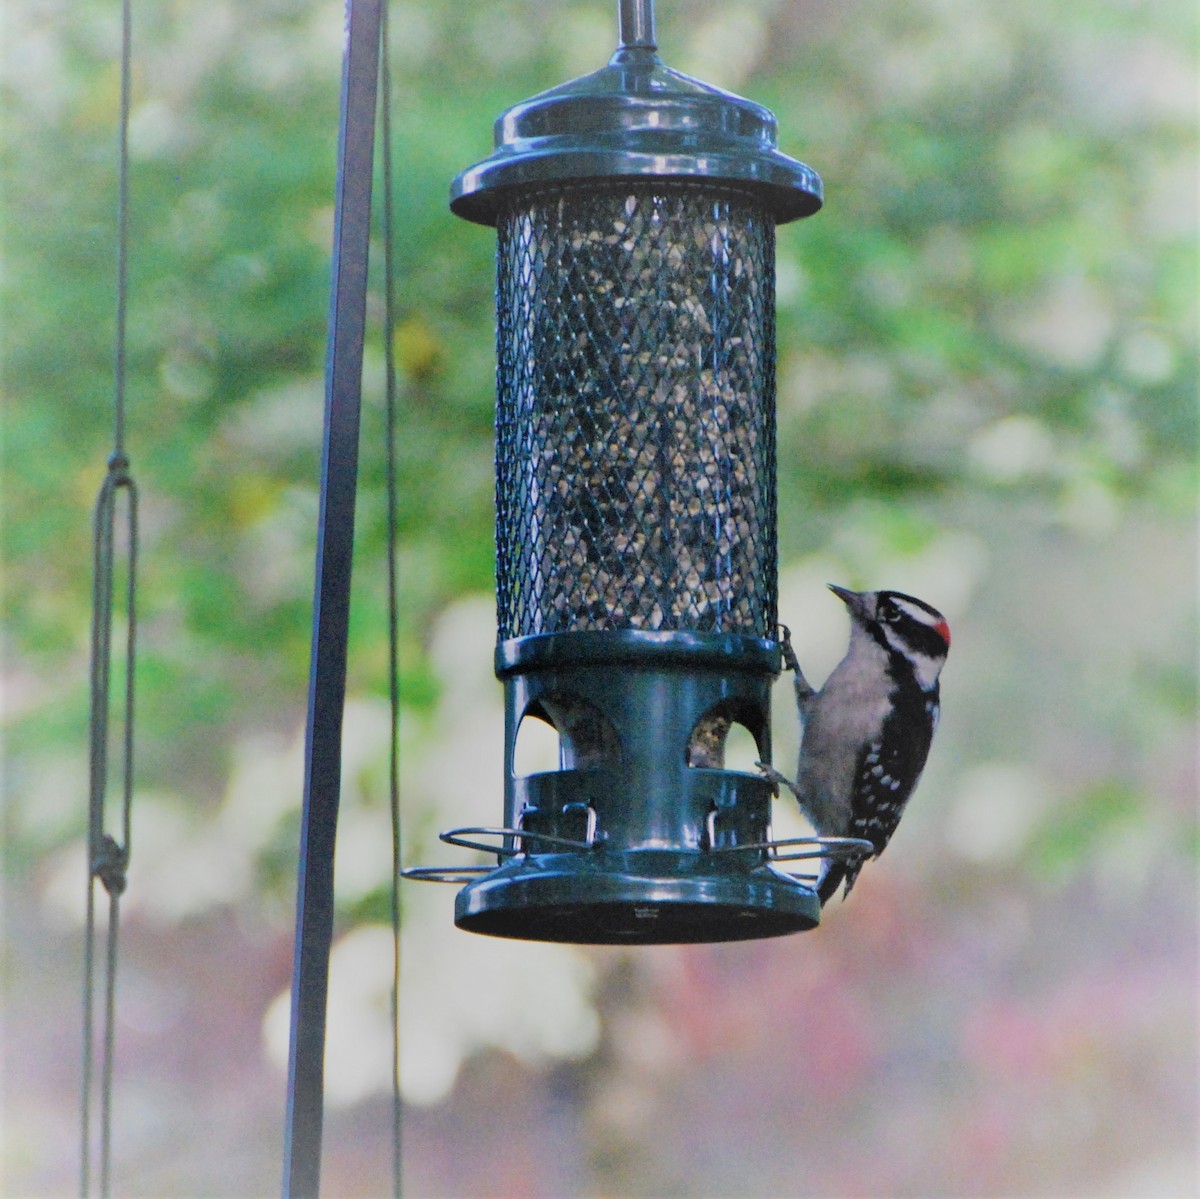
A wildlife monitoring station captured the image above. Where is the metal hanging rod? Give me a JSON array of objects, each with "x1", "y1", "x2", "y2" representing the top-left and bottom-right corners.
[
  {"x1": 282, "y1": 0, "x2": 383, "y2": 1194},
  {"x1": 618, "y1": 0, "x2": 656, "y2": 49}
]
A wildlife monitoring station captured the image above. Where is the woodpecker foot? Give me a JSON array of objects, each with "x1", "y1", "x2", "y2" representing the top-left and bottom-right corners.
[
  {"x1": 778, "y1": 624, "x2": 817, "y2": 704},
  {"x1": 755, "y1": 760, "x2": 802, "y2": 804}
]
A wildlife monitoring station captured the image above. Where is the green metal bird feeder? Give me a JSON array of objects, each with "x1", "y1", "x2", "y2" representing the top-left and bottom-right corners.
[{"x1": 405, "y1": 0, "x2": 869, "y2": 943}]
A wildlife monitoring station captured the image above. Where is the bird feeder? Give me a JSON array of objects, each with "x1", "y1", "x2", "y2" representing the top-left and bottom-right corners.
[{"x1": 406, "y1": 1, "x2": 867, "y2": 942}]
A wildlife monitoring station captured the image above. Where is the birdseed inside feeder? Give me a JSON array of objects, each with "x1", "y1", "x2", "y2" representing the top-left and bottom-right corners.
[{"x1": 410, "y1": 1, "x2": 837, "y2": 943}]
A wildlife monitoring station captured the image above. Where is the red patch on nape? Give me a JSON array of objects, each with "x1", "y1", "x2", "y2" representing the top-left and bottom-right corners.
[{"x1": 935, "y1": 619, "x2": 951, "y2": 647}]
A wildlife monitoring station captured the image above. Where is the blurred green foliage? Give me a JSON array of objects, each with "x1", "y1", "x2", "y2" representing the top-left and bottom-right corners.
[
  {"x1": 4, "y1": 0, "x2": 1196, "y2": 856},
  {"x1": 4, "y1": 0, "x2": 1197, "y2": 1194}
]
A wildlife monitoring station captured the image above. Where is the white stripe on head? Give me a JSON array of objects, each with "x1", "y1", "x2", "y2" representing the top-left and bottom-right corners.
[
  {"x1": 906, "y1": 649, "x2": 944, "y2": 691},
  {"x1": 891, "y1": 595, "x2": 941, "y2": 629},
  {"x1": 880, "y1": 621, "x2": 946, "y2": 688}
]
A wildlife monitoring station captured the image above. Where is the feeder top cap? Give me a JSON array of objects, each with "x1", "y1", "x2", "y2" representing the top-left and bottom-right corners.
[{"x1": 450, "y1": 44, "x2": 823, "y2": 227}]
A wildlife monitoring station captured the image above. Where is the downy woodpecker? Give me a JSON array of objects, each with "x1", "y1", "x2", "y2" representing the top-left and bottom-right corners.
[{"x1": 760, "y1": 586, "x2": 950, "y2": 904}]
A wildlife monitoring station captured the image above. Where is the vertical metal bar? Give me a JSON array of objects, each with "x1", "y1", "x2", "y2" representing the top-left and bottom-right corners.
[
  {"x1": 282, "y1": 1, "x2": 382, "y2": 1195},
  {"x1": 618, "y1": 0, "x2": 656, "y2": 48},
  {"x1": 376, "y1": 5, "x2": 405, "y2": 1192}
]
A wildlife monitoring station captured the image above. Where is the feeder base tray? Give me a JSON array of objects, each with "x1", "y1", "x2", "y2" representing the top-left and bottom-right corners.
[{"x1": 453, "y1": 850, "x2": 820, "y2": 944}]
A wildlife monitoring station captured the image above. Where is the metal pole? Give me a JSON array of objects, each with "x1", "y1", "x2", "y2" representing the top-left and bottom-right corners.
[
  {"x1": 282, "y1": 1, "x2": 383, "y2": 1195},
  {"x1": 618, "y1": 0, "x2": 656, "y2": 48}
]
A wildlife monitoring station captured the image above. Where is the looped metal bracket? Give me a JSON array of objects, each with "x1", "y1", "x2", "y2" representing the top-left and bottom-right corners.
[
  {"x1": 401, "y1": 818, "x2": 599, "y2": 883},
  {"x1": 706, "y1": 834, "x2": 875, "y2": 862},
  {"x1": 441, "y1": 824, "x2": 598, "y2": 856},
  {"x1": 399, "y1": 866, "x2": 493, "y2": 883},
  {"x1": 403, "y1": 825, "x2": 874, "y2": 884},
  {"x1": 704, "y1": 832, "x2": 874, "y2": 887}
]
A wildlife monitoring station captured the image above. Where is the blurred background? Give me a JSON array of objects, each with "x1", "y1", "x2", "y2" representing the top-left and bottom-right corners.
[{"x1": 4, "y1": 0, "x2": 1197, "y2": 1195}]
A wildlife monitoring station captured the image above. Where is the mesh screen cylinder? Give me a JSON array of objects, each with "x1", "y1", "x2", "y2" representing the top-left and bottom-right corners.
[{"x1": 495, "y1": 183, "x2": 777, "y2": 640}]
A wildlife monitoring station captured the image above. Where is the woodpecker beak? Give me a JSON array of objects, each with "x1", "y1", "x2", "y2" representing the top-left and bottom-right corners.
[{"x1": 828, "y1": 584, "x2": 871, "y2": 621}]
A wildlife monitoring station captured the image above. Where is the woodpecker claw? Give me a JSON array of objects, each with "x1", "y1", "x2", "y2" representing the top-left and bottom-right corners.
[
  {"x1": 778, "y1": 624, "x2": 816, "y2": 705},
  {"x1": 756, "y1": 760, "x2": 802, "y2": 804},
  {"x1": 777, "y1": 624, "x2": 799, "y2": 672}
]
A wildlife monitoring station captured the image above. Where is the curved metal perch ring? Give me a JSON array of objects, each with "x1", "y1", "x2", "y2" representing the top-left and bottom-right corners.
[{"x1": 401, "y1": 826, "x2": 875, "y2": 884}]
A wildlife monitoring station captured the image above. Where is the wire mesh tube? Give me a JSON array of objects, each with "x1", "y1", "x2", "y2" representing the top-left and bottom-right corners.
[
  {"x1": 495, "y1": 182, "x2": 777, "y2": 639},
  {"x1": 431, "y1": 181, "x2": 808, "y2": 943}
]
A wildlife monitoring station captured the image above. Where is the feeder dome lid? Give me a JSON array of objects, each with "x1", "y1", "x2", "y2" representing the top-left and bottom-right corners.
[{"x1": 450, "y1": 45, "x2": 823, "y2": 227}]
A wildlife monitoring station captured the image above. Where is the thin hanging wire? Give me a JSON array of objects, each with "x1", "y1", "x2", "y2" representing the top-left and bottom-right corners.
[
  {"x1": 82, "y1": 0, "x2": 138, "y2": 1192},
  {"x1": 378, "y1": 3, "x2": 404, "y2": 1195}
]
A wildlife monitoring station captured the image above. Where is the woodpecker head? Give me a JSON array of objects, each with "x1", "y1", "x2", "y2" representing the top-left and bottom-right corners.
[{"x1": 828, "y1": 585, "x2": 950, "y2": 690}]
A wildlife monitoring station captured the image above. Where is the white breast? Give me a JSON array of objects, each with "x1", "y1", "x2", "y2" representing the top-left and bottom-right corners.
[{"x1": 795, "y1": 630, "x2": 893, "y2": 833}]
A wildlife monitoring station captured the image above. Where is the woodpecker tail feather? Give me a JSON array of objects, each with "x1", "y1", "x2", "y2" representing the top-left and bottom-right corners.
[{"x1": 816, "y1": 858, "x2": 866, "y2": 905}]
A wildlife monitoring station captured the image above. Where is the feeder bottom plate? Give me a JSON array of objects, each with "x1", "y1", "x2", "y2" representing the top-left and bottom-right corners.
[{"x1": 453, "y1": 851, "x2": 820, "y2": 944}]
